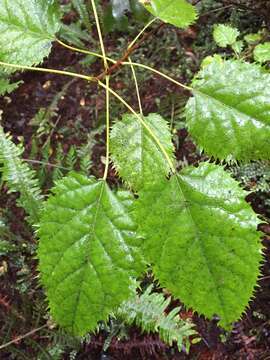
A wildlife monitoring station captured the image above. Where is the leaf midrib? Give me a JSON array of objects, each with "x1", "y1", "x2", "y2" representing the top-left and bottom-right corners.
[{"x1": 174, "y1": 174, "x2": 228, "y2": 322}]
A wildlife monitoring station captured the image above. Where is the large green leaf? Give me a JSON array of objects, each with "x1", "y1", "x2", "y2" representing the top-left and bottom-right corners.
[
  {"x1": 185, "y1": 60, "x2": 270, "y2": 160},
  {"x1": 135, "y1": 162, "x2": 262, "y2": 328},
  {"x1": 38, "y1": 173, "x2": 143, "y2": 335},
  {"x1": 110, "y1": 113, "x2": 175, "y2": 190},
  {"x1": 142, "y1": 0, "x2": 197, "y2": 28},
  {"x1": 0, "y1": 0, "x2": 60, "y2": 71}
]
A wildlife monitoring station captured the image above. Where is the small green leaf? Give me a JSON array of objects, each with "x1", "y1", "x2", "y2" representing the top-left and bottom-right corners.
[
  {"x1": 186, "y1": 60, "x2": 270, "y2": 160},
  {"x1": 213, "y1": 24, "x2": 239, "y2": 48},
  {"x1": 110, "y1": 113, "x2": 175, "y2": 190},
  {"x1": 232, "y1": 40, "x2": 244, "y2": 55},
  {"x1": 254, "y1": 43, "x2": 270, "y2": 63},
  {"x1": 38, "y1": 172, "x2": 143, "y2": 335},
  {"x1": 0, "y1": 0, "x2": 61, "y2": 71},
  {"x1": 135, "y1": 162, "x2": 262, "y2": 328},
  {"x1": 0, "y1": 77, "x2": 20, "y2": 95},
  {"x1": 142, "y1": 0, "x2": 197, "y2": 28},
  {"x1": 244, "y1": 33, "x2": 262, "y2": 44}
]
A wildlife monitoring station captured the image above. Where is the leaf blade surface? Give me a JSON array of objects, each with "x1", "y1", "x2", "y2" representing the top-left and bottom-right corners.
[
  {"x1": 135, "y1": 162, "x2": 262, "y2": 328},
  {"x1": 186, "y1": 60, "x2": 270, "y2": 160},
  {"x1": 0, "y1": 0, "x2": 60, "y2": 70},
  {"x1": 38, "y1": 173, "x2": 143, "y2": 335}
]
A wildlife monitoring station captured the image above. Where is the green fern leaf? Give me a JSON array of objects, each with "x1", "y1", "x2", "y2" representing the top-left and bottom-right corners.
[
  {"x1": 142, "y1": 0, "x2": 197, "y2": 28},
  {"x1": 0, "y1": 127, "x2": 43, "y2": 224},
  {"x1": 0, "y1": 77, "x2": 20, "y2": 95},
  {"x1": 110, "y1": 113, "x2": 175, "y2": 190},
  {"x1": 117, "y1": 285, "x2": 198, "y2": 352},
  {"x1": 38, "y1": 173, "x2": 144, "y2": 336},
  {"x1": 0, "y1": 0, "x2": 60, "y2": 71},
  {"x1": 135, "y1": 162, "x2": 262, "y2": 328},
  {"x1": 186, "y1": 60, "x2": 270, "y2": 160}
]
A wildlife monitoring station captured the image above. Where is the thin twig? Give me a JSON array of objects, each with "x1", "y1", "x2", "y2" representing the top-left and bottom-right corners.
[
  {"x1": 0, "y1": 324, "x2": 47, "y2": 350},
  {"x1": 96, "y1": 22, "x2": 165, "y2": 80}
]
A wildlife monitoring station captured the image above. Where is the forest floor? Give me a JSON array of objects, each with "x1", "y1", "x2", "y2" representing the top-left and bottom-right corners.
[{"x1": 1, "y1": 1, "x2": 270, "y2": 359}]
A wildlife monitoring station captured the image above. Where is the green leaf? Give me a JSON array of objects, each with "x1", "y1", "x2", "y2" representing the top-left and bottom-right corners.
[
  {"x1": 254, "y1": 43, "x2": 270, "y2": 63},
  {"x1": 0, "y1": 0, "x2": 60, "y2": 71},
  {"x1": 0, "y1": 126, "x2": 43, "y2": 224},
  {"x1": 110, "y1": 113, "x2": 175, "y2": 190},
  {"x1": 186, "y1": 60, "x2": 270, "y2": 160},
  {"x1": 38, "y1": 173, "x2": 144, "y2": 335},
  {"x1": 213, "y1": 24, "x2": 239, "y2": 48},
  {"x1": 135, "y1": 162, "x2": 262, "y2": 328},
  {"x1": 142, "y1": 0, "x2": 197, "y2": 28},
  {"x1": 244, "y1": 33, "x2": 262, "y2": 44},
  {"x1": 0, "y1": 77, "x2": 20, "y2": 95}
]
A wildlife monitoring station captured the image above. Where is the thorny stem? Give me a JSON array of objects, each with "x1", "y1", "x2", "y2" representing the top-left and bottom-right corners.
[{"x1": 97, "y1": 80, "x2": 176, "y2": 173}]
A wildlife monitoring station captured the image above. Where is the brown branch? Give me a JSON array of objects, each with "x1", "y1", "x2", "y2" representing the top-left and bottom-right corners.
[{"x1": 96, "y1": 22, "x2": 165, "y2": 81}]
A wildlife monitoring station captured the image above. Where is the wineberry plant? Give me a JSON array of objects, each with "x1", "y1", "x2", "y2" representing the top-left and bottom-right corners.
[{"x1": 0, "y1": 0, "x2": 267, "y2": 338}]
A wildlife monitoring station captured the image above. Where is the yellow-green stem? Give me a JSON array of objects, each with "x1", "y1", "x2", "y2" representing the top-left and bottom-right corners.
[
  {"x1": 56, "y1": 39, "x2": 104, "y2": 59},
  {"x1": 90, "y1": 0, "x2": 108, "y2": 70},
  {"x1": 0, "y1": 61, "x2": 93, "y2": 81},
  {"x1": 103, "y1": 75, "x2": 110, "y2": 180},
  {"x1": 128, "y1": 18, "x2": 157, "y2": 49},
  {"x1": 128, "y1": 57, "x2": 143, "y2": 115}
]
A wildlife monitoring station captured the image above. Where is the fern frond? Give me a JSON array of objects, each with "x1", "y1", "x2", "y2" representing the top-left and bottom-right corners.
[
  {"x1": 0, "y1": 127, "x2": 43, "y2": 224},
  {"x1": 117, "y1": 285, "x2": 198, "y2": 353}
]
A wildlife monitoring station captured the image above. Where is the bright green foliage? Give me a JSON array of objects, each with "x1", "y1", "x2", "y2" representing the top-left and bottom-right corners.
[
  {"x1": 117, "y1": 285, "x2": 198, "y2": 352},
  {"x1": 244, "y1": 33, "x2": 262, "y2": 44},
  {"x1": 0, "y1": 78, "x2": 20, "y2": 95},
  {"x1": 0, "y1": 127, "x2": 43, "y2": 224},
  {"x1": 142, "y1": 0, "x2": 197, "y2": 28},
  {"x1": 38, "y1": 173, "x2": 144, "y2": 335},
  {"x1": 213, "y1": 24, "x2": 239, "y2": 47},
  {"x1": 0, "y1": 0, "x2": 60, "y2": 71},
  {"x1": 254, "y1": 43, "x2": 270, "y2": 63},
  {"x1": 186, "y1": 59, "x2": 270, "y2": 160},
  {"x1": 134, "y1": 162, "x2": 262, "y2": 328},
  {"x1": 110, "y1": 113, "x2": 174, "y2": 190}
]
